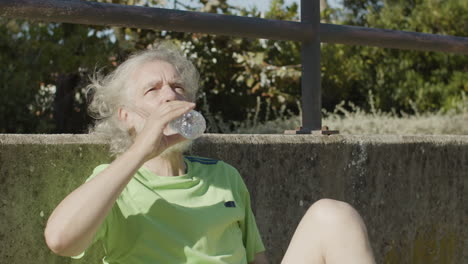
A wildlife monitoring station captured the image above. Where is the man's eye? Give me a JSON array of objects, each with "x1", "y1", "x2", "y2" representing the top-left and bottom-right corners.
[
  {"x1": 174, "y1": 87, "x2": 185, "y2": 93},
  {"x1": 144, "y1": 88, "x2": 157, "y2": 95}
]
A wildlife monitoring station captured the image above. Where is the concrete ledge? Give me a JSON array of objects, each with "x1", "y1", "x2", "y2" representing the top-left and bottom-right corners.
[
  {"x1": 1, "y1": 134, "x2": 467, "y2": 263},
  {"x1": 1, "y1": 133, "x2": 467, "y2": 145}
]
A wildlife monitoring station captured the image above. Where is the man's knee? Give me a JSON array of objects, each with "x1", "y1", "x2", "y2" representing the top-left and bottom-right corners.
[{"x1": 305, "y1": 198, "x2": 360, "y2": 224}]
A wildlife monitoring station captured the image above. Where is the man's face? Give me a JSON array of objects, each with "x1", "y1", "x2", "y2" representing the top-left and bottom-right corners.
[
  {"x1": 124, "y1": 60, "x2": 188, "y2": 133},
  {"x1": 133, "y1": 60, "x2": 187, "y2": 113},
  {"x1": 120, "y1": 59, "x2": 194, "y2": 158}
]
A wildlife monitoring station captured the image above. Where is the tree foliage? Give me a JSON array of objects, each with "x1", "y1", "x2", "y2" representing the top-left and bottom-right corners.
[{"x1": 334, "y1": 0, "x2": 468, "y2": 113}]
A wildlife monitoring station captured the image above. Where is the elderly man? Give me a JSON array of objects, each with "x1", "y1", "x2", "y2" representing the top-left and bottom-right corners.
[{"x1": 44, "y1": 43, "x2": 375, "y2": 264}]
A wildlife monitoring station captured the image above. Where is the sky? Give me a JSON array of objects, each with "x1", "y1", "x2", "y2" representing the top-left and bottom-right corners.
[
  {"x1": 170, "y1": 0, "x2": 343, "y2": 12},
  {"x1": 227, "y1": 0, "x2": 342, "y2": 11}
]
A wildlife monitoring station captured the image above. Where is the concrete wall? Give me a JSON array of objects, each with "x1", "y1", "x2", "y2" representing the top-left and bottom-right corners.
[{"x1": 0, "y1": 134, "x2": 466, "y2": 264}]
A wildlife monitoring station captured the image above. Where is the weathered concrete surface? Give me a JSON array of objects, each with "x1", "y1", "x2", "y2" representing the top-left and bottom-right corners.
[{"x1": 0, "y1": 134, "x2": 467, "y2": 264}]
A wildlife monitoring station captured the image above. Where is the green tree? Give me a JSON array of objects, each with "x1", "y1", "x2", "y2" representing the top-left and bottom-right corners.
[
  {"x1": 339, "y1": 0, "x2": 468, "y2": 112},
  {"x1": 0, "y1": 19, "x2": 119, "y2": 133},
  {"x1": 1, "y1": 0, "x2": 466, "y2": 134}
]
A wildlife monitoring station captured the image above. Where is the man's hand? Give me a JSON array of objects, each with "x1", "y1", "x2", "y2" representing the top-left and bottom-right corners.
[{"x1": 129, "y1": 100, "x2": 195, "y2": 162}]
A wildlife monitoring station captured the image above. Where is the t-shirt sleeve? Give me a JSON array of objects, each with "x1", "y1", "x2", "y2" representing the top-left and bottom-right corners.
[
  {"x1": 233, "y1": 167, "x2": 266, "y2": 263},
  {"x1": 71, "y1": 164, "x2": 112, "y2": 259}
]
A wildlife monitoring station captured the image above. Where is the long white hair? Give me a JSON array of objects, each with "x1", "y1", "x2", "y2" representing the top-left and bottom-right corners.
[{"x1": 86, "y1": 42, "x2": 200, "y2": 157}]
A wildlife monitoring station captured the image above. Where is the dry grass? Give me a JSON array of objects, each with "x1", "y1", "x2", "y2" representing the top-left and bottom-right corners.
[{"x1": 226, "y1": 96, "x2": 468, "y2": 135}]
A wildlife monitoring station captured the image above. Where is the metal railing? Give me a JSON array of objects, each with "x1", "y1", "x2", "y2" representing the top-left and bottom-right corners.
[{"x1": 1, "y1": 0, "x2": 467, "y2": 133}]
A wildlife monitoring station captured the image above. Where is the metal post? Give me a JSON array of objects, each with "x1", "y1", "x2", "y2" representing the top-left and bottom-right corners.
[{"x1": 299, "y1": 0, "x2": 322, "y2": 132}]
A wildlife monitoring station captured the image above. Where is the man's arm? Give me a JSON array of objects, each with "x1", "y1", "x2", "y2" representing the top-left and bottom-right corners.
[
  {"x1": 44, "y1": 101, "x2": 194, "y2": 256},
  {"x1": 44, "y1": 146, "x2": 145, "y2": 256},
  {"x1": 249, "y1": 251, "x2": 269, "y2": 264}
]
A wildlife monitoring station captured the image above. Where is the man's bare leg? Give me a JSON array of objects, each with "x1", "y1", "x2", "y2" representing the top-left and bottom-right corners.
[{"x1": 281, "y1": 199, "x2": 375, "y2": 264}]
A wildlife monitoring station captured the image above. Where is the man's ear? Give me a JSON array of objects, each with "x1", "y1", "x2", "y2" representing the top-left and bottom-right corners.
[
  {"x1": 118, "y1": 107, "x2": 133, "y2": 131},
  {"x1": 118, "y1": 107, "x2": 129, "y2": 122},
  {"x1": 118, "y1": 107, "x2": 138, "y2": 136}
]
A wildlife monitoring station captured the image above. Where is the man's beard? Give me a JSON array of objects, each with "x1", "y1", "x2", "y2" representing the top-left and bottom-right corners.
[{"x1": 158, "y1": 139, "x2": 194, "y2": 159}]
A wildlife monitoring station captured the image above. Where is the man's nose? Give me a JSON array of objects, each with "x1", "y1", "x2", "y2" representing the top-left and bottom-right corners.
[{"x1": 160, "y1": 84, "x2": 177, "y2": 102}]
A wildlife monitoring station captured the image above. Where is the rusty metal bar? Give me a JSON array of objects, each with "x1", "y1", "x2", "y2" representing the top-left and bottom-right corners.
[
  {"x1": 0, "y1": 0, "x2": 313, "y2": 41},
  {"x1": 320, "y1": 23, "x2": 468, "y2": 54},
  {"x1": 1, "y1": 0, "x2": 467, "y2": 55},
  {"x1": 300, "y1": 0, "x2": 321, "y2": 132}
]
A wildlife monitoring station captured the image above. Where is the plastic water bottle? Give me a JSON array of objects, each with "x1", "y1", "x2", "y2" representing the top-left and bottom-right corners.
[{"x1": 169, "y1": 110, "x2": 206, "y2": 139}]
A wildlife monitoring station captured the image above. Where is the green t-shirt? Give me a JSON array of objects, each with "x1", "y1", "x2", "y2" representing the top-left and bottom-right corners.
[{"x1": 72, "y1": 156, "x2": 265, "y2": 264}]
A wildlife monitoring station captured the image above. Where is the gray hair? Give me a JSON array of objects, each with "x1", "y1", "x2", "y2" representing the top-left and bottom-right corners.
[{"x1": 86, "y1": 42, "x2": 200, "y2": 157}]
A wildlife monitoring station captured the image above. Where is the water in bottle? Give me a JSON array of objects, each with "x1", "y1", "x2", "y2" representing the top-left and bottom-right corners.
[{"x1": 168, "y1": 110, "x2": 206, "y2": 139}]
